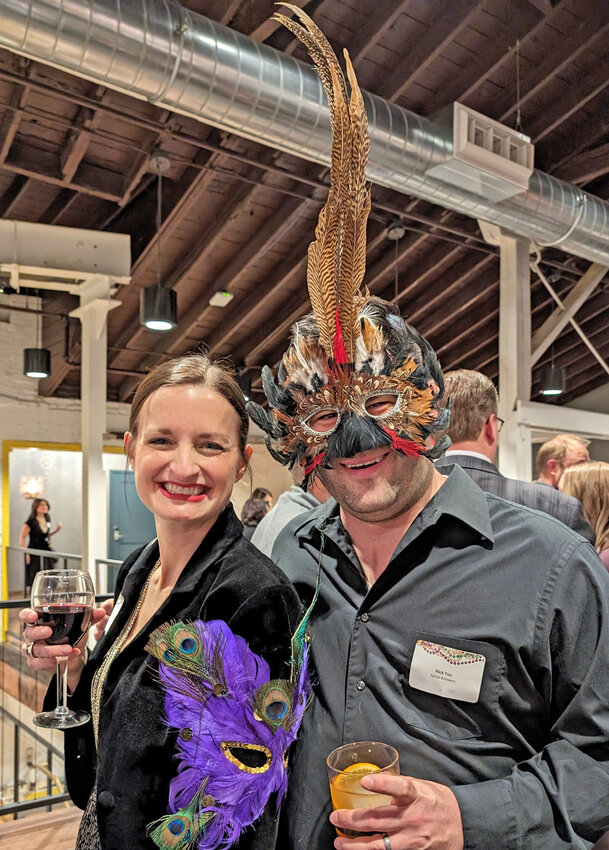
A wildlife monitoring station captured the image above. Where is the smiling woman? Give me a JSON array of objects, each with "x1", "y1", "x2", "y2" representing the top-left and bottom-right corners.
[{"x1": 19, "y1": 353, "x2": 304, "y2": 850}]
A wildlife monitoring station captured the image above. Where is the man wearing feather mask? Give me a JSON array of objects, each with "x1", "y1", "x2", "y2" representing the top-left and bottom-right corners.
[{"x1": 248, "y1": 7, "x2": 609, "y2": 850}]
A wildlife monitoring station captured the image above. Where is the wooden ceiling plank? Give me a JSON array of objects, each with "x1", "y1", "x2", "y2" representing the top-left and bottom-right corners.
[
  {"x1": 551, "y1": 141, "x2": 609, "y2": 185},
  {"x1": 378, "y1": 0, "x2": 484, "y2": 103},
  {"x1": 201, "y1": 197, "x2": 309, "y2": 354},
  {"x1": 498, "y1": 13, "x2": 609, "y2": 127},
  {"x1": 3, "y1": 141, "x2": 123, "y2": 201},
  {"x1": 248, "y1": 0, "x2": 314, "y2": 43},
  {"x1": 531, "y1": 73, "x2": 609, "y2": 147},
  {"x1": 387, "y1": 248, "x2": 495, "y2": 316},
  {"x1": 348, "y1": 0, "x2": 411, "y2": 65}
]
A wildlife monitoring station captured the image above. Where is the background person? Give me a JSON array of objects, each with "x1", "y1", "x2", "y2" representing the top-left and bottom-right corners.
[
  {"x1": 20, "y1": 353, "x2": 301, "y2": 850},
  {"x1": 535, "y1": 432, "x2": 590, "y2": 487},
  {"x1": 560, "y1": 460, "x2": 609, "y2": 570},
  {"x1": 19, "y1": 498, "x2": 62, "y2": 590},
  {"x1": 251, "y1": 470, "x2": 330, "y2": 557},
  {"x1": 251, "y1": 486, "x2": 273, "y2": 511},
  {"x1": 240, "y1": 496, "x2": 270, "y2": 540},
  {"x1": 435, "y1": 369, "x2": 594, "y2": 542}
]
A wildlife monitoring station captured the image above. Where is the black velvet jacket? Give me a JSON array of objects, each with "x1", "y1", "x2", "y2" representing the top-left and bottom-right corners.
[{"x1": 54, "y1": 505, "x2": 301, "y2": 850}]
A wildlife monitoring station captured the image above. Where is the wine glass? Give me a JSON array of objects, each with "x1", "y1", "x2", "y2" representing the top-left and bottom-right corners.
[{"x1": 30, "y1": 568, "x2": 95, "y2": 729}]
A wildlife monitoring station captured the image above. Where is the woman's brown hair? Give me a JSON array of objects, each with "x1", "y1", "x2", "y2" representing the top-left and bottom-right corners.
[
  {"x1": 127, "y1": 354, "x2": 250, "y2": 466},
  {"x1": 28, "y1": 498, "x2": 50, "y2": 523},
  {"x1": 559, "y1": 461, "x2": 609, "y2": 555}
]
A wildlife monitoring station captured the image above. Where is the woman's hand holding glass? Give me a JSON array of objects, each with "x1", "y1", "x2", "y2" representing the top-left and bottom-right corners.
[{"x1": 20, "y1": 570, "x2": 108, "y2": 726}]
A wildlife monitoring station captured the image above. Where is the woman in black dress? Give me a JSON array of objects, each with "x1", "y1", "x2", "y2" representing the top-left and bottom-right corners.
[{"x1": 19, "y1": 498, "x2": 62, "y2": 590}]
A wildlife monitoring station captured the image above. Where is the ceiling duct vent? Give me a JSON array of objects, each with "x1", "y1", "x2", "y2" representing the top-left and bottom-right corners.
[{"x1": 426, "y1": 103, "x2": 534, "y2": 202}]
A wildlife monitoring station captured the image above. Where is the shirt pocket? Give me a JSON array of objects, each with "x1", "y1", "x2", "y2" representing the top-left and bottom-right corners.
[{"x1": 397, "y1": 631, "x2": 506, "y2": 742}]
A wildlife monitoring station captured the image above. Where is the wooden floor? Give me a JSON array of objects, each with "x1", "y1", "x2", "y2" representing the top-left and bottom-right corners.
[{"x1": 0, "y1": 807, "x2": 81, "y2": 850}]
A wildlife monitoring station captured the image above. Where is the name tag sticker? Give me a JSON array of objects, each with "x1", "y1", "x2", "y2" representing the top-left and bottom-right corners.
[{"x1": 409, "y1": 640, "x2": 486, "y2": 703}]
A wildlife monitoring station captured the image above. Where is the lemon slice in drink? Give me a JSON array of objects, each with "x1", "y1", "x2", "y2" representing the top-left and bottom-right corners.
[{"x1": 343, "y1": 761, "x2": 381, "y2": 775}]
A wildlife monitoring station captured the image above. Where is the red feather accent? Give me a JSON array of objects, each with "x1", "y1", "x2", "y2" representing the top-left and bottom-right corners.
[
  {"x1": 333, "y1": 306, "x2": 347, "y2": 364},
  {"x1": 383, "y1": 429, "x2": 422, "y2": 457},
  {"x1": 304, "y1": 452, "x2": 326, "y2": 475}
]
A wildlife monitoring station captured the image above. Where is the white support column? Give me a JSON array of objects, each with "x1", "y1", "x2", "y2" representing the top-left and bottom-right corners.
[
  {"x1": 70, "y1": 275, "x2": 120, "y2": 579},
  {"x1": 497, "y1": 233, "x2": 532, "y2": 480}
]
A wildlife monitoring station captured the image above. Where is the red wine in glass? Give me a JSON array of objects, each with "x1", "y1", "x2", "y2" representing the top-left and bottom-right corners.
[
  {"x1": 34, "y1": 604, "x2": 93, "y2": 646},
  {"x1": 31, "y1": 569, "x2": 95, "y2": 729}
]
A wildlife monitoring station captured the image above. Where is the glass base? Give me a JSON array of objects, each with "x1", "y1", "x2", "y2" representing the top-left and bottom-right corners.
[{"x1": 33, "y1": 708, "x2": 90, "y2": 729}]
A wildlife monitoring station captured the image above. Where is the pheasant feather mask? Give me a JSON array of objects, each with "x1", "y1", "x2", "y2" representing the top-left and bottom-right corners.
[
  {"x1": 247, "y1": 6, "x2": 450, "y2": 475},
  {"x1": 145, "y1": 616, "x2": 312, "y2": 850}
]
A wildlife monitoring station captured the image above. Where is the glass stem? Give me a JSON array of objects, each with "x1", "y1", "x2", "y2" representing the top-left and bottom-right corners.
[{"x1": 54, "y1": 658, "x2": 70, "y2": 717}]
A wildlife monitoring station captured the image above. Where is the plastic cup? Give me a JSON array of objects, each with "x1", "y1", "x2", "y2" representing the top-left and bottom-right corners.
[{"x1": 327, "y1": 741, "x2": 400, "y2": 838}]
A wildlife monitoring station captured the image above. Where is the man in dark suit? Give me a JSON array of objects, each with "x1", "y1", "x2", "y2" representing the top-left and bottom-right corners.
[{"x1": 435, "y1": 369, "x2": 595, "y2": 543}]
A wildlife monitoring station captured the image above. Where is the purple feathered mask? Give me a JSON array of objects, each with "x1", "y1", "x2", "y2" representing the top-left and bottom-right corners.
[{"x1": 145, "y1": 619, "x2": 311, "y2": 850}]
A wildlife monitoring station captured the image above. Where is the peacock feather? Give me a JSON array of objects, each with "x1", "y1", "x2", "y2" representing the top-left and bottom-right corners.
[
  {"x1": 148, "y1": 780, "x2": 216, "y2": 850},
  {"x1": 146, "y1": 621, "x2": 228, "y2": 705},
  {"x1": 253, "y1": 680, "x2": 296, "y2": 731}
]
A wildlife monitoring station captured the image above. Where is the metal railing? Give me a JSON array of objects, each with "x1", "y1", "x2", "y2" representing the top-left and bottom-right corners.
[
  {"x1": 0, "y1": 705, "x2": 69, "y2": 817},
  {"x1": 6, "y1": 546, "x2": 122, "y2": 595}
]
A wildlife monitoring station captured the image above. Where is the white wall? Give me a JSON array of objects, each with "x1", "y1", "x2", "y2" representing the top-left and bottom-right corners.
[{"x1": 566, "y1": 382, "x2": 609, "y2": 463}]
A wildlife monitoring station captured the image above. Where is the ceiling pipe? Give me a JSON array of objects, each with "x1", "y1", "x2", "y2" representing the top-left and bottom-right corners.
[{"x1": 1, "y1": 0, "x2": 609, "y2": 265}]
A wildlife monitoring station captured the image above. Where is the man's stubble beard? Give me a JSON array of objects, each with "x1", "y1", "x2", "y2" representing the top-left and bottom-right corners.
[{"x1": 317, "y1": 452, "x2": 435, "y2": 524}]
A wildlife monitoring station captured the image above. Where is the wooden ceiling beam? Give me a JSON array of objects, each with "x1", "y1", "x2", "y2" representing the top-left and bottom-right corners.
[
  {"x1": 246, "y1": 0, "x2": 314, "y2": 42},
  {"x1": 388, "y1": 249, "x2": 495, "y2": 319},
  {"x1": 3, "y1": 140, "x2": 123, "y2": 201},
  {"x1": 530, "y1": 72, "x2": 609, "y2": 147},
  {"x1": 0, "y1": 173, "x2": 29, "y2": 217},
  {"x1": 0, "y1": 83, "x2": 29, "y2": 162}
]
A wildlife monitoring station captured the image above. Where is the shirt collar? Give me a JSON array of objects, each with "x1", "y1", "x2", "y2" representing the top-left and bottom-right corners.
[{"x1": 444, "y1": 449, "x2": 493, "y2": 463}]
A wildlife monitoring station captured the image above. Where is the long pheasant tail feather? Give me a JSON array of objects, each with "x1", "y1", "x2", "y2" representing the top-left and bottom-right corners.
[
  {"x1": 274, "y1": 4, "x2": 371, "y2": 364},
  {"x1": 337, "y1": 48, "x2": 370, "y2": 362}
]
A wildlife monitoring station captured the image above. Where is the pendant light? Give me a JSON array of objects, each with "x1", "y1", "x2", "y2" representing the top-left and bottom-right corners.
[
  {"x1": 140, "y1": 153, "x2": 177, "y2": 331},
  {"x1": 540, "y1": 364, "x2": 566, "y2": 397},
  {"x1": 24, "y1": 297, "x2": 51, "y2": 378}
]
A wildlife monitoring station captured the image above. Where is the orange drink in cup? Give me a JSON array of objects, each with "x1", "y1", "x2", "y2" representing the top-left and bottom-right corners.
[{"x1": 327, "y1": 741, "x2": 400, "y2": 837}]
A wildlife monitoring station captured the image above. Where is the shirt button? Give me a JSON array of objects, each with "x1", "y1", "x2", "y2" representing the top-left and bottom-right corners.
[
  {"x1": 356, "y1": 680, "x2": 366, "y2": 691},
  {"x1": 360, "y1": 613, "x2": 369, "y2": 623}
]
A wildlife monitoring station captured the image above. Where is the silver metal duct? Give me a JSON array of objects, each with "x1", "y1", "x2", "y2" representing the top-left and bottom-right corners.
[{"x1": 1, "y1": 0, "x2": 608, "y2": 264}]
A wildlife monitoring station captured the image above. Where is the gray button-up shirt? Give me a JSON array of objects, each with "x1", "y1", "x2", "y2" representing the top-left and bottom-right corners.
[{"x1": 272, "y1": 466, "x2": 609, "y2": 849}]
